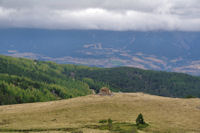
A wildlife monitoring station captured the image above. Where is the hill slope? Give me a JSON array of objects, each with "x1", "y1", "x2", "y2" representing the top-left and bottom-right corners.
[
  {"x1": 75, "y1": 67, "x2": 200, "y2": 98},
  {"x1": 0, "y1": 55, "x2": 200, "y2": 105},
  {"x1": 0, "y1": 55, "x2": 93, "y2": 105},
  {"x1": 0, "y1": 93, "x2": 199, "y2": 133}
]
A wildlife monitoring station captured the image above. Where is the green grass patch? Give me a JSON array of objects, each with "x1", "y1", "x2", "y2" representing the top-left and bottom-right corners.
[
  {"x1": 136, "y1": 123, "x2": 149, "y2": 130},
  {"x1": 85, "y1": 121, "x2": 149, "y2": 133}
]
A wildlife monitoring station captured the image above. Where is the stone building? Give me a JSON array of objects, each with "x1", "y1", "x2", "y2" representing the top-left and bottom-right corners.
[{"x1": 99, "y1": 87, "x2": 112, "y2": 96}]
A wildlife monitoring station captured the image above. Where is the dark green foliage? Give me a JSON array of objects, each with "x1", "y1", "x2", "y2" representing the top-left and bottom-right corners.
[
  {"x1": 136, "y1": 113, "x2": 149, "y2": 130},
  {"x1": 1, "y1": 55, "x2": 200, "y2": 105},
  {"x1": 0, "y1": 74, "x2": 91, "y2": 105},
  {"x1": 82, "y1": 78, "x2": 108, "y2": 93},
  {"x1": 136, "y1": 113, "x2": 145, "y2": 125},
  {"x1": 99, "y1": 119, "x2": 107, "y2": 123},
  {"x1": 0, "y1": 55, "x2": 92, "y2": 105},
  {"x1": 185, "y1": 95, "x2": 197, "y2": 98},
  {"x1": 75, "y1": 67, "x2": 200, "y2": 98},
  {"x1": 108, "y1": 118, "x2": 113, "y2": 124}
]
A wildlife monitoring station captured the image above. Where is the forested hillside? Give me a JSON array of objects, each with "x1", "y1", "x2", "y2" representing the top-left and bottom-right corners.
[
  {"x1": 0, "y1": 55, "x2": 200, "y2": 105},
  {"x1": 0, "y1": 55, "x2": 94, "y2": 105},
  {"x1": 75, "y1": 67, "x2": 200, "y2": 98}
]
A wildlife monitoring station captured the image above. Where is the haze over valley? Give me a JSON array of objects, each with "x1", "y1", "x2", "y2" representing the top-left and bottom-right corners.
[{"x1": 1, "y1": 29, "x2": 200, "y2": 75}]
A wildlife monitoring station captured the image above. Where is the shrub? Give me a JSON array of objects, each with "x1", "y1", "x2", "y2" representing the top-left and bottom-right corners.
[
  {"x1": 136, "y1": 113, "x2": 149, "y2": 129},
  {"x1": 185, "y1": 95, "x2": 196, "y2": 98},
  {"x1": 136, "y1": 113, "x2": 145, "y2": 125},
  {"x1": 99, "y1": 119, "x2": 107, "y2": 123}
]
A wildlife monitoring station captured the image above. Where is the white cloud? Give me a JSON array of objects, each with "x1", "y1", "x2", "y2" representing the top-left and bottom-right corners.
[{"x1": 0, "y1": 0, "x2": 200, "y2": 31}]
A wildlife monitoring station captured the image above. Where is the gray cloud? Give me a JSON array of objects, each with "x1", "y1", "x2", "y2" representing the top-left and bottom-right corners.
[{"x1": 0, "y1": 0, "x2": 200, "y2": 31}]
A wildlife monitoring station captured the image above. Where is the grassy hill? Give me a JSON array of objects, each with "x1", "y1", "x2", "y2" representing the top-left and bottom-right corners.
[
  {"x1": 0, "y1": 55, "x2": 200, "y2": 105},
  {"x1": 0, "y1": 93, "x2": 199, "y2": 133}
]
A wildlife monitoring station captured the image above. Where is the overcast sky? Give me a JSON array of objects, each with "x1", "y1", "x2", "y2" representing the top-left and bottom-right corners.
[{"x1": 0, "y1": 0, "x2": 200, "y2": 31}]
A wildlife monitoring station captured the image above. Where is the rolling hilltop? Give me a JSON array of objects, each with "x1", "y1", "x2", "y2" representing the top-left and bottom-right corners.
[
  {"x1": 0, "y1": 55, "x2": 200, "y2": 105},
  {"x1": 0, "y1": 93, "x2": 199, "y2": 133}
]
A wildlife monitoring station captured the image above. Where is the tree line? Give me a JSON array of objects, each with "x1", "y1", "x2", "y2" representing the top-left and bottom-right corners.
[{"x1": 0, "y1": 55, "x2": 200, "y2": 105}]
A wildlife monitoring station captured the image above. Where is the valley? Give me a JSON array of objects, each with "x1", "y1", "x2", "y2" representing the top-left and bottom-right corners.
[
  {"x1": 1, "y1": 1, "x2": 200, "y2": 133},
  {"x1": 1, "y1": 29, "x2": 200, "y2": 75}
]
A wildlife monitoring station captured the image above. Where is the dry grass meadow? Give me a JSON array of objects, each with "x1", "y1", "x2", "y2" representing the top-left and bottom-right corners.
[{"x1": 0, "y1": 93, "x2": 200, "y2": 133}]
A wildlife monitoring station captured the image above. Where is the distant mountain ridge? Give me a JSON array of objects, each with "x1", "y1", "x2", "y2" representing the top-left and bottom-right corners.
[{"x1": 1, "y1": 28, "x2": 200, "y2": 75}]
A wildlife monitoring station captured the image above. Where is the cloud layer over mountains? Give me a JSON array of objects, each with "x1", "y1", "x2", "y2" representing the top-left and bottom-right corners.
[{"x1": 0, "y1": 0, "x2": 200, "y2": 31}]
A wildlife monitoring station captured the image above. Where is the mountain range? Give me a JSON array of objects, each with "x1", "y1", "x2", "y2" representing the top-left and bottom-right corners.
[{"x1": 1, "y1": 28, "x2": 200, "y2": 75}]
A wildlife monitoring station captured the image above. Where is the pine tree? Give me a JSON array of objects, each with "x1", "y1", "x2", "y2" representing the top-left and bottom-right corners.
[{"x1": 136, "y1": 113, "x2": 145, "y2": 125}]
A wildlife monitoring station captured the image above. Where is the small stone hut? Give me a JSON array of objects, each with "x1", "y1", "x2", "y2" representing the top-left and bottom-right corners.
[{"x1": 99, "y1": 87, "x2": 112, "y2": 96}]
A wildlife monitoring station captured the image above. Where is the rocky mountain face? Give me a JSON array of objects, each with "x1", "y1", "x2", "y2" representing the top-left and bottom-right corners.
[{"x1": 1, "y1": 29, "x2": 200, "y2": 75}]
